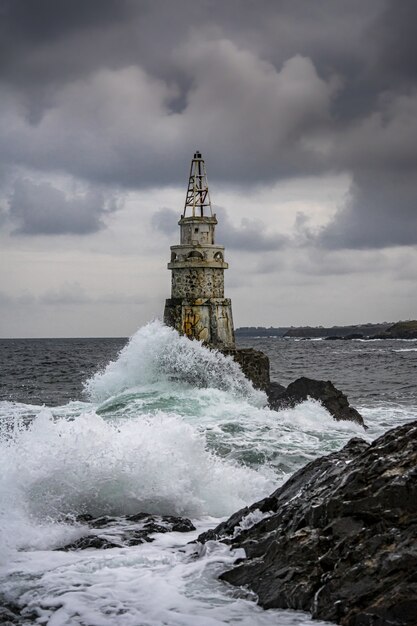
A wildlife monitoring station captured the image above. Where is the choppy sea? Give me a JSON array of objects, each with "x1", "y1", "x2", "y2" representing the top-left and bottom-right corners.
[{"x1": 0, "y1": 321, "x2": 416, "y2": 625}]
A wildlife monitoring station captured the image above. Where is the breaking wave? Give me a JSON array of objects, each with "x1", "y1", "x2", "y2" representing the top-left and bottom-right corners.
[{"x1": 85, "y1": 320, "x2": 265, "y2": 406}]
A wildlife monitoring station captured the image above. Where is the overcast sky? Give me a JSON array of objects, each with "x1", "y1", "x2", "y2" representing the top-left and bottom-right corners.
[{"x1": 1, "y1": 0, "x2": 416, "y2": 337}]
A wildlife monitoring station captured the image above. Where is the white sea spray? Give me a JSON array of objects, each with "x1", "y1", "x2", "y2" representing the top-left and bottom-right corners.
[
  {"x1": 3, "y1": 322, "x2": 410, "y2": 625},
  {"x1": 84, "y1": 320, "x2": 265, "y2": 406}
]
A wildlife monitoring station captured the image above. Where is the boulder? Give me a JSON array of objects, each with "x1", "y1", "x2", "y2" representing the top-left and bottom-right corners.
[
  {"x1": 267, "y1": 381, "x2": 287, "y2": 405},
  {"x1": 56, "y1": 513, "x2": 195, "y2": 551},
  {"x1": 267, "y1": 377, "x2": 365, "y2": 428},
  {"x1": 198, "y1": 420, "x2": 417, "y2": 626}
]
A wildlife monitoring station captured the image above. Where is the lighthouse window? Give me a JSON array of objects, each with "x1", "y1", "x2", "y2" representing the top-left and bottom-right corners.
[
  {"x1": 194, "y1": 228, "x2": 199, "y2": 233},
  {"x1": 188, "y1": 250, "x2": 203, "y2": 259}
]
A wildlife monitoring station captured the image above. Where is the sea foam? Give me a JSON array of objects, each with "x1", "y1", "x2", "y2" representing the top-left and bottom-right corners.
[
  {"x1": 85, "y1": 320, "x2": 265, "y2": 406},
  {"x1": 0, "y1": 407, "x2": 270, "y2": 556}
]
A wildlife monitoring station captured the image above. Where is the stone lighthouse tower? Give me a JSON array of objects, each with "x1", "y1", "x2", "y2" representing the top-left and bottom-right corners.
[{"x1": 163, "y1": 151, "x2": 235, "y2": 349}]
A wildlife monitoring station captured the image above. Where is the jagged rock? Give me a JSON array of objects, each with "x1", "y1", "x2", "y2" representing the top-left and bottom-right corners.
[
  {"x1": 56, "y1": 513, "x2": 196, "y2": 551},
  {"x1": 0, "y1": 603, "x2": 20, "y2": 625},
  {"x1": 266, "y1": 381, "x2": 287, "y2": 405},
  {"x1": 59, "y1": 535, "x2": 120, "y2": 551},
  {"x1": 0, "y1": 598, "x2": 38, "y2": 625},
  {"x1": 267, "y1": 377, "x2": 366, "y2": 428},
  {"x1": 223, "y1": 348, "x2": 270, "y2": 390},
  {"x1": 198, "y1": 421, "x2": 417, "y2": 626}
]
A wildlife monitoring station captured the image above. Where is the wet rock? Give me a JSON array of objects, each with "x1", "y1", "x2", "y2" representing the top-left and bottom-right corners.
[
  {"x1": 59, "y1": 535, "x2": 120, "y2": 551},
  {"x1": 0, "y1": 598, "x2": 38, "y2": 626},
  {"x1": 266, "y1": 381, "x2": 287, "y2": 405},
  {"x1": 198, "y1": 421, "x2": 417, "y2": 626},
  {"x1": 267, "y1": 377, "x2": 366, "y2": 428},
  {"x1": 0, "y1": 604, "x2": 20, "y2": 625},
  {"x1": 56, "y1": 513, "x2": 196, "y2": 551},
  {"x1": 222, "y1": 348, "x2": 270, "y2": 390}
]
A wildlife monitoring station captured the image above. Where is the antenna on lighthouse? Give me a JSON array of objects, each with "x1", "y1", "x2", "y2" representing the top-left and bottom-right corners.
[{"x1": 183, "y1": 151, "x2": 212, "y2": 217}]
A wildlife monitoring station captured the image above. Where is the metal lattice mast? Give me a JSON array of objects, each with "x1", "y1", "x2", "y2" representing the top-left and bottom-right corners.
[{"x1": 183, "y1": 151, "x2": 212, "y2": 217}]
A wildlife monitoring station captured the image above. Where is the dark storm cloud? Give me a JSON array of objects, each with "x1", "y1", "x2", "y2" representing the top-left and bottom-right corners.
[
  {"x1": 151, "y1": 206, "x2": 287, "y2": 252},
  {"x1": 369, "y1": 2, "x2": 417, "y2": 85},
  {"x1": 316, "y1": 87, "x2": 417, "y2": 249},
  {"x1": 0, "y1": 0, "x2": 416, "y2": 248},
  {"x1": 8, "y1": 179, "x2": 120, "y2": 235},
  {"x1": 215, "y1": 207, "x2": 288, "y2": 251},
  {"x1": 318, "y1": 172, "x2": 417, "y2": 250}
]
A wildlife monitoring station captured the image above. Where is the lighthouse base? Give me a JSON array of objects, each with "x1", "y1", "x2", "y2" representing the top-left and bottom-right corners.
[{"x1": 164, "y1": 297, "x2": 235, "y2": 349}]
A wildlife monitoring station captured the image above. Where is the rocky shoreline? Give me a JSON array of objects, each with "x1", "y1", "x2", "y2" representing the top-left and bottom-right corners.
[
  {"x1": 267, "y1": 377, "x2": 366, "y2": 428},
  {"x1": 224, "y1": 346, "x2": 366, "y2": 428},
  {"x1": 198, "y1": 420, "x2": 417, "y2": 626},
  {"x1": 236, "y1": 320, "x2": 417, "y2": 340},
  {"x1": 54, "y1": 513, "x2": 196, "y2": 551}
]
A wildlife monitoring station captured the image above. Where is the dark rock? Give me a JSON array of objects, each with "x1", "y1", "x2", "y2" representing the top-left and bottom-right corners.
[
  {"x1": 222, "y1": 348, "x2": 270, "y2": 390},
  {"x1": 56, "y1": 513, "x2": 196, "y2": 551},
  {"x1": 267, "y1": 377, "x2": 366, "y2": 428},
  {"x1": 343, "y1": 333, "x2": 364, "y2": 340},
  {"x1": 0, "y1": 598, "x2": 38, "y2": 625},
  {"x1": 266, "y1": 381, "x2": 286, "y2": 405},
  {"x1": 0, "y1": 603, "x2": 20, "y2": 625},
  {"x1": 325, "y1": 335, "x2": 343, "y2": 340},
  {"x1": 59, "y1": 535, "x2": 120, "y2": 551},
  {"x1": 198, "y1": 421, "x2": 417, "y2": 626}
]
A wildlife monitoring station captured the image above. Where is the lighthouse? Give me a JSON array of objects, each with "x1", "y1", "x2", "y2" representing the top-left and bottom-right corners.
[{"x1": 163, "y1": 151, "x2": 235, "y2": 349}]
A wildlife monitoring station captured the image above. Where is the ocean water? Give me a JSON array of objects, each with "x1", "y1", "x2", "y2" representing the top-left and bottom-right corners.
[{"x1": 0, "y1": 321, "x2": 416, "y2": 625}]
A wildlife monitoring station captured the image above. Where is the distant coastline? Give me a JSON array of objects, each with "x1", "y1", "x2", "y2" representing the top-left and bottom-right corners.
[{"x1": 236, "y1": 320, "x2": 417, "y2": 340}]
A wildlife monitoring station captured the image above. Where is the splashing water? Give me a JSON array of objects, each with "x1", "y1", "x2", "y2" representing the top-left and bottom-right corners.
[
  {"x1": 2, "y1": 322, "x2": 414, "y2": 625},
  {"x1": 85, "y1": 320, "x2": 265, "y2": 405}
]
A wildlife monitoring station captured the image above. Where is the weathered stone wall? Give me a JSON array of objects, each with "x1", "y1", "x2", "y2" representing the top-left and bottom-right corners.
[
  {"x1": 164, "y1": 297, "x2": 235, "y2": 349},
  {"x1": 179, "y1": 215, "x2": 217, "y2": 245},
  {"x1": 171, "y1": 267, "x2": 224, "y2": 299},
  {"x1": 169, "y1": 244, "x2": 226, "y2": 265}
]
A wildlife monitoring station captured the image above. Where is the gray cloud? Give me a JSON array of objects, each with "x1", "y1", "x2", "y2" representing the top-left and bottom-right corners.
[
  {"x1": 40, "y1": 283, "x2": 145, "y2": 306},
  {"x1": 317, "y1": 172, "x2": 417, "y2": 250},
  {"x1": 151, "y1": 206, "x2": 287, "y2": 252},
  {"x1": 8, "y1": 178, "x2": 120, "y2": 235},
  {"x1": 0, "y1": 290, "x2": 35, "y2": 306},
  {"x1": 0, "y1": 0, "x2": 416, "y2": 250},
  {"x1": 0, "y1": 51, "x2": 337, "y2": 188},
  {"x1": 40, "y1": 283, "x2": 91, "y2": 305},
  {"x1": 0, "y1": 284, "x2": 145, "y2": 307},
  {"x1": 215, "y1": 207, "x2": 288, "y2": 252},
  {"x1": 150, "y1": 208, "x2": 178, "y2": 236},
  {"x1": 316, "y1": 89, "x2": 417, "y2": 249}
]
